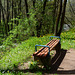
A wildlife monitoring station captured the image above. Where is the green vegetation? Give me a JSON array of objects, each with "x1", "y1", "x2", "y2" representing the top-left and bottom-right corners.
[
  {"x1": 0, "y1": 28, "x2": 75, "y2": 74},
  {"x1": 61, "y1": 28, "x2": 75, "y2": 49},
  {"x1": 0, "y1": 0, "x2": 75, "y2": 74}
]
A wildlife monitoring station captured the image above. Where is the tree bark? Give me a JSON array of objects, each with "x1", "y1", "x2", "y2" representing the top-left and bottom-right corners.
[
  {"x1": 33, "y1": 0, "x2": 36, "y2": 8},
  {"x1": 52, "y1": 0, "x2": 56, "y2": 33},
  {"x1": 55, "y1": 0, "x2": 62, "y2": 36},
  {"x1": 18, "y1": 0, "x2": 21, "y2": 15},
  {"x1": 14, "y1": 1, "x2": 17, "y2": 24},
  {"x1": 42, "y1": 0, "x2": 47, "y2": 15},
  {"x1": 24, "y1": 0, "x2": 29, "y2": 18},
  {"x1": 7, "y1": 0, "x2": 10, "y2": 32},
  {"x1": 11, "y1": 0, "x2": 13, "y2": 30},
  {"x1": 0, "y1": 0, "x2": 1, "y2": 24},
  {"x1": 57, "y1": 0, "x2": 67, "y2": 36}
]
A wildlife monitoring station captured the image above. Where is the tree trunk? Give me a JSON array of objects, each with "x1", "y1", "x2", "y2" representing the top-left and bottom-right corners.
[
  {"x1": 37, "y1": 0, "x2": 47, "y2": 37},
  {"x1": 0, "y1": 0, "x2": 1, "y2": 24},
  {"x1": 24, "y1": 0, "x2": 29, "y2": 18},
  {"x1": 57, "y1": 0, "x2": 67, "y2": 36},
  {"x1": 18, "y1": 0, "x2": 21, "y2": 15},
  {"x1": 52, "y1": 0, "x2": 56, "y2": 33},
  {"x1": 14, "y1": 1, "x2": 17, "y2": 24},
  {"x1": 55, "y1": 0, "x2": 62, "y2": 36},
  {"x1": 42, "y1": 0, "x2": 47, "y2": 14},
  {"x1": 7, "y1": 0, "x2": 10, "y2": 32},
  {"x1": 11, "y1": 0, "x2": 13, "y2": 30},
  {"x1": 33, "y1": 0, "x2": 36, "y2": 8}
]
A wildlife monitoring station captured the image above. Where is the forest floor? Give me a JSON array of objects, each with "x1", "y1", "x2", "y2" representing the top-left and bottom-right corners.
[{"x1": 18, "y1": 48, "x2": 75, "y2": 75}]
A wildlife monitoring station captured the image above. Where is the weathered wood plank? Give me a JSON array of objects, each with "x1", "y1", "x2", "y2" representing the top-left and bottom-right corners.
[{"x1": 33, "y1": 39, "x2": 60, "y2": 58}]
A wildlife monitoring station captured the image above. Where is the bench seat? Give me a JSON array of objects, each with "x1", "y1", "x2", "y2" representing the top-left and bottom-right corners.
[{"x1": 33, "y1": 39, "x2": 60, "y2": 58}]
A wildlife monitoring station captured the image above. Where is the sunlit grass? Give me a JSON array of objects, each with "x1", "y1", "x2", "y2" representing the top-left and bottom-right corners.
[{"x1": 0, "y1": 28, "x2": 75, "y2": 74}]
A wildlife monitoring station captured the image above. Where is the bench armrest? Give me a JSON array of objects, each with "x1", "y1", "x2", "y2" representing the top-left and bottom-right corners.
[
  {"x1": 35, "y1": 45, "x2": 50, "y2": 55},
  {"x1": 50, "y1": 36, "x2": 61, "y2": 43}
]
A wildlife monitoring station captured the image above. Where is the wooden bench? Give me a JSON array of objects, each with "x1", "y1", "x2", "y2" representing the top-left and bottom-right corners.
[{"x1": 33, "y1": 36, "x2": 61, "y2": 67}]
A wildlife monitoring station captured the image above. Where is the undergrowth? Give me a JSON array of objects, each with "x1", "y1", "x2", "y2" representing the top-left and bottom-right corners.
[{"x1": 0, "y1": 28, "x2": 75, "y2": 75}]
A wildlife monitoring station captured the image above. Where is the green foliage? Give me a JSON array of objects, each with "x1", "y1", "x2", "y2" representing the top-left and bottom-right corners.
[
  {"x1": 0, "y1": 34, "x2": 52, "y2": 70},
  {"x1": 0, "y1": 28, "x2": 75, "y2": 72},
  {"x1": 0, "y1": 38, "x2": 3, "y2": 45},
  {"x1": 29, "y1": 61, "x2": 39, "y2": 70},
  {"x1": 61, "y1": 28, "x2": 75, "y2": 39},
  {"x1": 61, "y1": 27, "x2": 75, "y2": 49},
  {"x1": 9, "y1": 12, "x2": 37, "y2": 42},
  {"x1": 3, "y1": 35, "x2": 14, "y2": 46}
]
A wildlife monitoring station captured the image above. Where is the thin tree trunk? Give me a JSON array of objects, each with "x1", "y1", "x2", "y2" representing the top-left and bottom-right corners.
[
  {"x1": 18, "y1": 0, "x2": 21, "y2": 15},
  {"x1": 0, "y1": 0, "x2": 1, "y2": 24},
  {"x1": 52, "y1": 0, "x2": 56, "y2": 33},
  {"x1": 11, "y1": 0, "x2": 13, "y2": 30},
  {"x1": 14, "y1": 1, "x2": 17, "y2": 24},
  {"x1": 57, "y1": 0, "x2": 67, "y2": 36},
  {"x1": 33, "y1": 0, "x2": 36, "y2": 8},
  {"x1": 4, "y1": 0, "x2": 8, "y2": 36},
  {"x1": 0, "y1": 0, "x2": 7, "y2": 36},
  {"x1": 65, "y1": 16, "x2": 72, "y2": 26},
  {"x1": 2, "y1": 8, "x2": 5, "y2": 37},
  {"x1": 55, "y1": 0, "x2": 62, "y2": 36},
  {"x1": 42, "y1": 0, "x2": 47, "y2": 14},
  {"x1": 69, "y1": 0, "x2": 75, "y2": 15},
  {"x1": 24, "y1": 0, "x2": 29, "y2": 18},
  {"x1": 37, "y1": 0, "x2": 47, "y2": 37},
  {"x1": 7, "y1": 0, "x2": 10, "y2": 32}
]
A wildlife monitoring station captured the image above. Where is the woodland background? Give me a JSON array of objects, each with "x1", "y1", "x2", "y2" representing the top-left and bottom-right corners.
[{"x1": 0, "y1": 0, "x2": 75, "y2": 41}]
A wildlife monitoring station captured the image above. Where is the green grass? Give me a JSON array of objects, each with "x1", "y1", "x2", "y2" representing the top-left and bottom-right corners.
[
  {"x1": 0, "y1": 34, "x2": 52, "y2": 70},
  {"x1": 0, "y1": 28, "x2": 75, "y2": 74},
  {"x1": 61, "y1": 28, "x2": 75, "y2": 49}
]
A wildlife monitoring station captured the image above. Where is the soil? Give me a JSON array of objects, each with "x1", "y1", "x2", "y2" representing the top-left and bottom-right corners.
[{"x1": 18, "y1": 49, "x2": 75, "y2": 75}]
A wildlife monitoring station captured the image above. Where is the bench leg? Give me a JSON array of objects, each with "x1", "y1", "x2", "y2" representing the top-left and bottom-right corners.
[
  {"x1": 34, "y1": 56, "x2": 51, "y2": 68},
  {"x1": 56, "y1": 43, "x2": 61, "y2": 54},
  {"x1": 51, "y1": 43, "x2": 61, "y2": 64},
  {"x1": 40, "y1": 56, "x2": 51, "y2": 68}
]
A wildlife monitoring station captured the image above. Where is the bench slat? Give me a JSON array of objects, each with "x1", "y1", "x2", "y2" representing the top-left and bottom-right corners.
[
  {"x1": 33, "y1": 39, "x2": 60, "y2": 58},
  {"x1": 33, "y1": 39, "x2": 55, "y2": 56},
  {"x1": 43, "y1": 40, "x2": 60, "y2": 57},
  {"x1": 36, "y1": 39, "x2": 56, "y2": 57},
  {"x1": 38, "y1": 40, "x2": 59, "y2": 57}
]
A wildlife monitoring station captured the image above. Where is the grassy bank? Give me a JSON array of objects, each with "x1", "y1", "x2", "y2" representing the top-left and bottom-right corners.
[{"x1": 0, "y1": 28, "x2": 75, "y2": 74}]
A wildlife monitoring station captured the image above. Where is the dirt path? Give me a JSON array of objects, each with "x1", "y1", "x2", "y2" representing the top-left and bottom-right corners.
[
  {"x1": 48, "y1": 49, "x2": 75, "y2": 75},
  {"x1": 18, "y1": 49, "x2": 75, "y2": 75},
  {"x1": 58, "y1": 49, "x2": 75, "y2": 71},
  {"x1": 56, "y1": 49, "x2": 75, "y2": 74}
]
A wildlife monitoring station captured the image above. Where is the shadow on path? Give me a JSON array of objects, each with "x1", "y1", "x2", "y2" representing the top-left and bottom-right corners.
[{"x1": 51, "y1": 49, "x2": 67, "y2": 71}]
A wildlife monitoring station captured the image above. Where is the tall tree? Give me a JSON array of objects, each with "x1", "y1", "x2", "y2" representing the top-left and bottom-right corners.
[
  {"x1": 7, "y1": 0, "x2": 10, "y2": 32},
  {"x1": 14, "y1": 1, "x2": 17, "y2": 24},
  {"x1": 18, "y1": 0, "x2": 21, "y2": 15},
  {"x1": 0, "y1": 0, "x2": 1, "y2": 24},
  {"x1": 55, "y1": 0, "x2": 62, "y2": 36},
  {"x1": 57, "y1": 0, "x2": 67, "y2": 36},
  {"x1": 42, "y1": 0, "x2": 47, "y2": 14},
  {"x1": 52, "y1": 0, "x2": 56, "y2": 33},
  {"x1": 24, "y1": 0, "x2": 29, "y2": 18},
  {"x1": 33, "y1": 0, "x2": 36, "y2": 8},
  {"x1": 11, "y1": 0, "x2": 13, "y2": 30},
  {"x1": 36, "y1": 0, "x2": 47, "y2": 37}
]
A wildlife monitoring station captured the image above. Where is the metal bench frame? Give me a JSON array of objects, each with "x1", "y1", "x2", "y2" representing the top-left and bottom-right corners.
[{"x1": 35, "y1": 36, "x2": 61, "y2": 56}]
